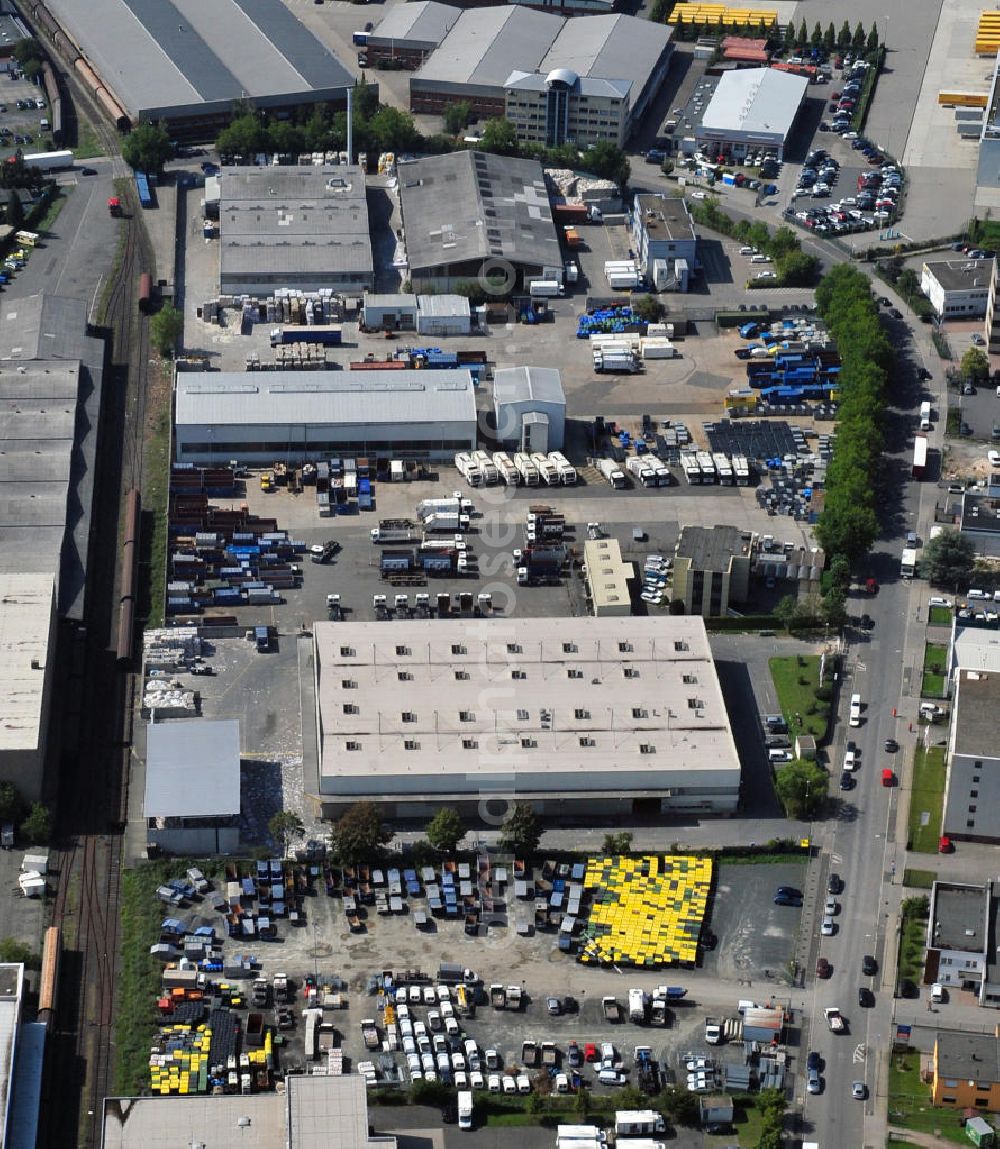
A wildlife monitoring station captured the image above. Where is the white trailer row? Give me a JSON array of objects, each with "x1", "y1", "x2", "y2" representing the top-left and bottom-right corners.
[
  {"x1": 626, "y1": 455, "x2": 671, "y2": 487},
  {"x1": 679, "y1": 451, "x2": 750, "y2": 485}
]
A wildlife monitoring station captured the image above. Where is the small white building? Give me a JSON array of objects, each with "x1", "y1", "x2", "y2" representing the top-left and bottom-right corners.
[
  {"x1": 361, "y1": 294, "x2": 418, "y2": 331},
  {"x1": 696, "y1": 68, "x2": 808, "y2": 162},
  {"x1": 416, "y1": 294, "x2": 472, "y2": 336},
  {"x1": 631, "y1": 193, "x2": 697, "y2": 291},
  {"x1": 920, "y1": 257, "x2": 994, "y2": 319},
  {"x1": 493, "y1": 366, "x2": 566, "y2": 452}
]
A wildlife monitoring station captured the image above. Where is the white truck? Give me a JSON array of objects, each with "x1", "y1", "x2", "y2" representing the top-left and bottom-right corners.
[
  {"x1": 472, "y1": 450, "x2": 499, "y2": 484},
  {"x1": 594, "y1": 349, "x2": 640, "y2": 374},
  {"x1": 513, "y1": 452, "x2": 541, "y2": 486},
  {"x1": 531, "y1": 452, "x2": 561, "y2": 485},
  {"x1": 628, "y1": 987, "x2": 649, "y2": 1023},
  {"x1": 901, "y1": 547, "x2": 917, "y2": 579},
  {"x1": 614, "y1": 1112, "x2": 667, "y2": 1137},
  {"x1": 458, "y1": 1090, "x2": 474, "y2": 1130},
  {"x1": 493, "y1": 452, "x2": 520, "y2": 486},
  {"x1": 712, "y1": 452, "x2": 734, "y2": 485},
  {"x1": 704, "y1": 1017, "x2": 723, "y2": 1045},
  {"x1": 824, "y1": 1006, "x2": 845, "y2": 1033},
  {"x1": 455, "y1": 453, "x2": 483, "y2": 487},
  {"x1": 626, "y1": 456, "x2": 659, "y2": 488},
  {"x1": 548, "y1": 451, "x2": 577, "y2": 484},
  {"x1": 597, "y1": 458, "x2": 626, "y2": 488},
  {"x1": 529, "y1": 279, "x2": 565, "y2": 298},
  {"x1": 370, "y1": 520, "x2": 418, "y2": 544},
  {"x1": 421, "y1": 512, "x2": 470, "y2": 533}
]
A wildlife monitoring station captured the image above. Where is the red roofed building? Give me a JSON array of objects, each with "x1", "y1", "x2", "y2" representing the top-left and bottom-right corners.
[{"x1": 721, "y1": 36, "x2": 769, "y2": 64}]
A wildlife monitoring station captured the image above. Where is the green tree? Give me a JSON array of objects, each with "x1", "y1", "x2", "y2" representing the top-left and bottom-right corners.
[
  {"x1": 828, "y1": 553, "x2": 851, "y2": 594},
  {"x1": 498, "y1": 802, "x2": 542, "y2": 854},
  {"x1": 574, "y1": 1088, "x2": 591, "y2": 1114},
  {"x1": 823, "y1": 23, "x2": 836, "y2": 52},
  {"x1": 0, "y1": 938, "x2": 40, "y2": 969},
  {"x1": 20, "y1": 802, "x2": 51, "y2": 845},
  {"x1": 867, "y1": 24, "x2": 880, "y2": 53},
  {"x1": 896, "y1": 268, "x2": 919, "y2": 298},
  {"x1": 479, "y1": 118, "x2": 519, "y2": 156},
  {"x1": 797, "y1": 19, "x2": 807, "y2": 46},
  {"x1": 773, "y1": 594, "x2": 807, "y2": 630},
  {"x1": 853, "y1": 21, "x2": 866, "y2": 49},
  {"x1": 443, "y1": 101, "x2": 473, "y2": 136},
  {"x1": 773, "y1": 759, "x2": 827, "y2": 819},
  {"x1": 601, "y1": 831, "x2": 634, "y2": 854},
  {"x1": 584, "y1": 140, "x2": 631, "y2": 189},
  {"x1": 0, "y1": 782, "x2": 24, "y2": 825},
  {"x1": 838, "y1": 20, "x2": 852, "y2": 50},
  {"x1": 150, "y1": 303, "x2": 183, "y2": 358},
  {"x1": 783, "y1": 21, "x2": 796, "y2": 49},
  {"x1": 776, "y1": 250, "x2": 818, "y2": 286},
  {"x1": 901, "y1": 894, "x2": 929, "y2": 919},
  {"x1": 923, "y1": 528, "x2": 976, "y2": 588},
  {"x1": 426, "y1": 807, "x2": 466, "y2": 853},
  {"x1": 268, "y1": 810, "x2": 305, "y2": 848},
  {"x1": 267, "y1": 120, "x2": 306, "y2": 157},
  {"x1": 332, "y1": 800, "x2": 393, "y2": 860},
  {"x1": 12, "y1": 39, "x2": 43, "y2": 81},
  {"x1": 656, "y1": 1085, "x2": 700, "y2": 1126},
  {"x1": 960, "y1": 347, "x2": 990, "y2": 380},
  {"x1": 632, "y1": 294, "x2": 665, "y2": 323},
  {"x1": 121, "y1": 121, "x2": 173, "y2": 174},
  {"x1": 410, "y1": 1078, "x2": 451, "y2": 1106},
  {"x1": 820, "y1": 586, "x2": 848, "y2": 629},
  {"x1": 810, "y1": 22, "x2": 823, "y2": 47},
  {"x1": 369, "y1": 106, "x2": 421, "y2": 152}
]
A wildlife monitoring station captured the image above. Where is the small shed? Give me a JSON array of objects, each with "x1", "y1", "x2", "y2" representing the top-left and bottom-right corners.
[
  {"x1": 699, "y1": 1095, "x2": 734, "y2": 1130},
  {"x1": 967, "y1": 1116, "x2": 995, "y2": 1148},
  {"x1": 493, "y1": 366, "x2": 565, "y2": 451},
  {"x1": 362, "y1": 293, "x2": 417, "y2": 331},
  {"x1": 416, "y1": 294, "x2": 471, "y2": 336},
  {"x1": 795, "y1": 734, "x2": 817, "y2": 761}
]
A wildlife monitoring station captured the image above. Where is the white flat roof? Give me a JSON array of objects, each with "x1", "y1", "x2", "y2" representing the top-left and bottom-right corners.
[
  {"x1": 175, "y1": 370, "x2": 478, "y2": 429},
  {"x1": 584, "y1": 537, "x2": 634, "y2": 610},
  {"x1": 314, "y1": 616, "x2": 740, "y2": 796},
  {"x1": 953, "y1": 625, "x2": 1000, "y2": 674},
  {"x1": 701, "y1": 68, "x2": 807, "y2": 138},
  {"x1": 0, "y1": 575, "x2": 53, "y2": 754}
]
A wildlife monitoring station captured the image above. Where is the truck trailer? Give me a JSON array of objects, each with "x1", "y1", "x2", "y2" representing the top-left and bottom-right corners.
[{"x1": 597, "y1": 458, "x2": 626, "y2": 488}]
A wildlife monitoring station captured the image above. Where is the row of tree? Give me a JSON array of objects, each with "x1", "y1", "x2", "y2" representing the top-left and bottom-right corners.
[
  {"x1": 0, "y1": 781, "x2": 52, "y2": 844},
  {"x1": 656, "y1": 9, "x2": 881, "y2": 59},
  {"x1": 687, "y1": 197, "x2": 819, "y2": 286},
  {"x1": 813, "y1": 264, "x2": 892, "y2": 564},
  {"x1": 269, "y1": 802, "x2": 643, "y2": 861}
]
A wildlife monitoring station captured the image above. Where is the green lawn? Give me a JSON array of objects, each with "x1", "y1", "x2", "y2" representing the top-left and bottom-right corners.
[
  {"x1": 908, "y1": 746, "x2": 947, "y2": 853},
  {"x1": 73, "y1": 125, "x2": 103, "y2": 160},
  {"x1": 898, "y1": 914, "x2": 928, "y2": 983},
  {"x1": 928, "y1": 606, "x2": 953, "y2": 627},
  {"x1": 888, "y1": 1051, "x2": 969, "y2": 1146},
  {"x1": 921, "y1": 642, "x2": 948, "y2": 698},
  {"x1": 768, "y1": 655, "x2": 830, "y2": 741},
  {"x1": 902, "y1": 868, "x2": 937, "y2": 889}
]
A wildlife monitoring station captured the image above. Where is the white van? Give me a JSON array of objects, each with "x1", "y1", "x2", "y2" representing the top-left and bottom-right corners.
[
  {"x1": 930, "y1": 982, "x2": 945, "y2": 1003},
  {"x1": 750, "y1": 253, "x2": 772, "y2": 264},
  {"x1": 739, "y1": 246, "x2": 757, "y2": 256},
  {"x1": 849, "y1": 693, "x2": 862, "y2": 727}
]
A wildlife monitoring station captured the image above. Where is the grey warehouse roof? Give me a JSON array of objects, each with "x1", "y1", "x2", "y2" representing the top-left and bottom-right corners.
[
  {"x1": 220, "y1": 166, "x2": 372, "y2": 278},
  {"x1": 370, "y1": 1, "x2": 460, "y2": 49},
  {"x1": 398, "y1": 151, "x2": 560, "y2": 273},
  {"x1": 176, "y1": 370, "x2": 478, "y2": 428},
  {"x1": 417, "y1": 294, "x2": 470, "y2": 318},
  {"x1": 144, "y1": 718, "x2": 241, "y2": 819},
  {"x1": 493, "y1": 366, "x2": 565, "y2": 405},
  {"x1": 953, "y1": 669, "x2": 1000, "y2": 755},
  {"x1": 702, "y1": 67, "x2": 808, "y2": 138},
  {"x1": 414, "y1": 6, "x2": 561, "y2": 89},
  {"x1": 44, "y1": 0, "x2": 354, "y2": 121},
  {"x1": 932, "y1": 883, "x2": 987, "y2": 952},
  {"x1": 414, "y1": 8, "x2": 671, "y2": 95}
]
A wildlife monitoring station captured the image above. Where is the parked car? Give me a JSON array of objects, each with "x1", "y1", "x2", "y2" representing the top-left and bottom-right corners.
[{"x1": 862, "y1": 955, "x2": 878, "y2": 976}]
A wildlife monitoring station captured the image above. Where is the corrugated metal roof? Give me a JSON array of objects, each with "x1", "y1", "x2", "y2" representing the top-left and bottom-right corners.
[
  {"x1": 144, "y1": 718, "x2": 241, "y2": 819},
  {"x1": 417, "y1": 294, "x2": 470, "y2": 318},
  {"x1": 176, "y1": 370, "x2": 478, "y2": 428},
  {"x1": 370, "y1": 0, "x2": 459, "y2": 48},
  {"x1": 702, "y1": 68, "x2": 808, "y2": 137},
  {"x1": 414, "y1": 7, "x2": 561, "y2": 86},
  {"x1": 540, "y1": 13, "x2": 671, "y2": 84},
  {"x1": 493, "y1": 366, "x2": 565, "y2": 406},
  {"x1": 45, "y1": 0, "x2": 353, "y2": 119}
]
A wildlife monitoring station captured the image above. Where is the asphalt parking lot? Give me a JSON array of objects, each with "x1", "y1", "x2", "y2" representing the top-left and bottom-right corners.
[{"x1": 0, "y1": 71, "x2": 52, "y2": 159}]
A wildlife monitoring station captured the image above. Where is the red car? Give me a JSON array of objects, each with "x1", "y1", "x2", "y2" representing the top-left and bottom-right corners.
[
  {"x1": 584, "y1": 1042, "x2": 599, "y2": 1062},
  {"x1": 939, "y1": 836, "x2": 954, "y2": 854},
  {"x1": 816, "y1": 957, "x2": 832, "y2": 979},
  {"x1": 881, "y1": 768, "x2": 896, "y2": 787}
]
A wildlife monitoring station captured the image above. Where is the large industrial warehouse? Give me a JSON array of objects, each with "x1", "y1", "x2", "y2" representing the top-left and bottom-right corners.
[
  {"x1": 42, "y1": 0, "x2": 357, "y2": 138},
  {"x1": 309, "y1": 616, "x2": 742, "y2": 821},
  {"x1": 398, "y1": 150, "x2": 561, "y2": 290},
  {"x1": 695, "y1": 68, "x2": 808, "y2": 162},
  {"x1": 174, "y1": 370, "x2": 478, "y2": 463},
  {"x1": 219, "y1": 166, "x2": 373, "y2": 296},
  {"x1": 407, "y1": 9, "x2": 673, "y2": 146}
]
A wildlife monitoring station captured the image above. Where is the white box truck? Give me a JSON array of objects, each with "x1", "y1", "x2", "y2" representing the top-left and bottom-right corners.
[
  {"x1": 529, "y1": 279, "x2": 564, "y2": 298},
  {"x1": 458, "y1": 1090, "x2": 473, "y2": 1130}
]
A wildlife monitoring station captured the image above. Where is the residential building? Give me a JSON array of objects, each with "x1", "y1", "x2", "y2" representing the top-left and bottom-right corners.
[
  {"x1": 671, "y1": 525, "x2": 751, "y2": 617},
  {"x1": 932, "y1": 1032, "x2": 1000, "y2": 1108},
  {"x1": 309, "y1": 616, "x2": 742, "y2": 820},
  {"x1": 942, "y1": 669, "x2": 1000, "y2": 842},
  {"x1": 920, "y1": 258, "x2": 993, "y2": 319},
  {"x1": 583, "y1": 538, "x2": 634, "y2": 616},
  {"x1": 959, "y1": 492, "x2": 1000, "y2": 558},
  {"x1": 219, "y1": 166, "x2": 373, "y2": 296},
  {"x1": 926, "y1": 880, "x2": 994, "y2": 1003},
  {"x1": 630, "y1": 193, "x2": 697, "y2": 291}
]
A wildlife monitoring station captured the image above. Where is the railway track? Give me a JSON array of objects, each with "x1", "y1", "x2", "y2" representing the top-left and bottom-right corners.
[{"x1": 43, "y1": 180, "x2": 155, "y2": 1147}]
